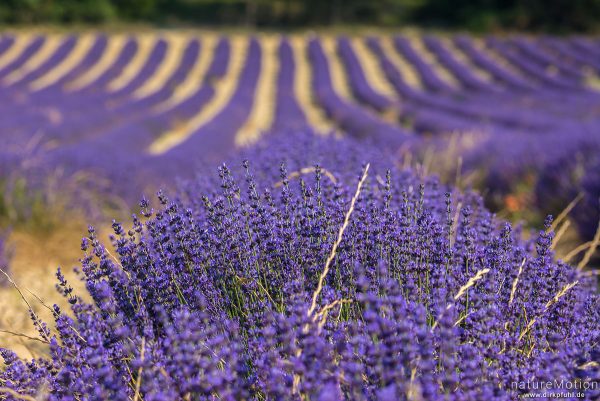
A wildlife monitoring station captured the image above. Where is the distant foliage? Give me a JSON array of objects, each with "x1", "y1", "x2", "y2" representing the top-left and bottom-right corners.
[
  {"x1": 414, "y1": 0, "x2": 600, "y2": 32},
  {"x1": 0, "y1": 0, "x2": 115, "y2": 23},
  {"x1": 0, "y1": 0, "x2": 599, "y2": 31},
  {"x1": 1, "y1": 133, "x2": 598, "y2": 400}
]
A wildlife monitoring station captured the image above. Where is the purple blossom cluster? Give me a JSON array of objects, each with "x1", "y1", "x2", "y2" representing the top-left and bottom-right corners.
[{"x1": 1, "y1": 133, "x2": 599, "y2": 400}]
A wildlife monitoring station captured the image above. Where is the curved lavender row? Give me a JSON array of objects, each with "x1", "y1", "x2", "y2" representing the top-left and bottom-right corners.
[
  {"x1": 45, "y1": 37, "x2": 139, "y2": 114},
  {"x1": 338, "y1": 37, "x2": 475, "y2": 136},
  {"x1": 402, "y1": 104, "x2": 496, "y2": 134},
  {"x1": 149, "y1": 37, "x2": 263, "y2": 182},
  {"x1": 393, "y1": 36, "x2": 455, "y2": 93},
  {"x1": 33, "y1": 37, "x2": 140, "y2": 129},
  {"x1": 23, "y1": 38, "x2": 168, "y2": 146},
  {"x1": 453, "y1": 36, "x2": 538, "y2": 91},
  {"x1": 0, "y1": 36, "x2": 80, "y2": 131},
  {"x1": 365, "y1": 37, "x2": 498, "y2": 134},
  {"x1": 336, "y1": 36, "x2": 394, "y2": 112},
  {"x1": 42, "y1": 38, "x2": 231, "y2": 199},
  {"x1": 364, "y1": 36, "x2": 420, "y2": 99},
  {"x1": 454, "y1": 36, "x2": 598, "y2": 115},
  {"x1": 1, "y1": 132, "x2": 598, "y2": 400},
  {"x1": 6, "y1": 36, "x2": 78, "y2": 89},
  {"x1": 339, "y1": 37, "x2": 494, "y2": 134},
  {"x1": 74, "y1": 37, "x2": 139, "y2": 95},
  {"x1": 116, "y1": 34, "x2": 234, "y2": 159},
  {"x1": 373, "y1": 38, "x2": 554, "y2": 124},
  {"x1": 270, "y1": 37, "x2": 308, "y2": 132},
  {"x1": 0, "y1": 36, "x2": 110, "y2": 137},
  {"x1": 539, "y1": 37, "x2": 600, "y2": 74},
  {"x1": 422, "y1": 36, "x2": 498, "y2": 92},
  {"x1": 367, "y1": 37, "x2": 561, "y2": 134},
  {"x1": 486, "y1": 37, "x2": 589, "y2": 92},
  {"x1": 120, "y1": 39, "x2": 200, "y2": 112},
  {"x1": 0, "y1": 35, "x2": 15, "y2": 57},
  {"x1": 343, "y1": 37, "x2": 500, "y2": 137},
  {"x1": 76, "y1": 38, "x2": 201, "y2": 149},
  {"x1": 509, "y1": 37, "x2": 585, "y2": 82},
  {"x1": 307, "y1": 37, "x2": 411, "y2": 144},
  {"x1": 0, "y1": 37, "x2": 139, "y2": 143},
  {"x1": 570, "y1": 37, "x2": 600, "y2": 59},
  {"x1": 69, "y1": 38, "x2": 200, "y2": 135},
  {"x1": 0, "y1": 36, "x2": 45, "y2": 80},
  {"x1": 106, "y1": 38, "x2": 168, "y2": 101},
  {"x1": 0, "y1": 35, "x2": 108, "y2": 121},
  {"x1": 0, "y1": 35, "x2": 46, "y2": 111},
  {"x1": 204, "y1": 37, "x2": 230, "y2": 79},
  {"x1": 32, "y1": 35, "x2": 109, "y2": 98}
]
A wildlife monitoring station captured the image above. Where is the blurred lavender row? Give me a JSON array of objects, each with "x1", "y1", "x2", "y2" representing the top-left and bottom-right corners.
[{"x1": 0, "y1": 32, "x2": 598, "y2": 238}]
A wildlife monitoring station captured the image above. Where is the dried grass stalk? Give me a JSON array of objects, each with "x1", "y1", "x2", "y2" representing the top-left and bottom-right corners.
[{"x1": 308, "y1": 164, "x2": 369, "y2": 316}]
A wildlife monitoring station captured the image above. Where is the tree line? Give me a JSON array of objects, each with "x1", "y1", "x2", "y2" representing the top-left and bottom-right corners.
[{"x1": 0, "y1": 0, "x2": 598, "y2": 32}]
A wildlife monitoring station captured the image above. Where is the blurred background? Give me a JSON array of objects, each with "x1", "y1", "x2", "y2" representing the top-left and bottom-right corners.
[{"x1": 0, "y1": 0, "x2": 598, "y2": 32}]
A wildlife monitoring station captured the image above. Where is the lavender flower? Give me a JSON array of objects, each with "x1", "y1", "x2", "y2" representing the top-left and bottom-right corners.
[{"x1": 1, "y1": 132, "x2": 598, "y2": 401}]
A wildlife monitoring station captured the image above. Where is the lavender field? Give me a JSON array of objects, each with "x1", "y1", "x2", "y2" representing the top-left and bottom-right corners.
[{"x1": 0, "y1": 30, "x2": 599, "y2": 400}]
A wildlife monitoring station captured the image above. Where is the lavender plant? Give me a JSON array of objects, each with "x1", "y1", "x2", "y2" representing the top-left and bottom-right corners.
[{"x1": 1, "y1": 132, "x2": 598, "y2": 400}]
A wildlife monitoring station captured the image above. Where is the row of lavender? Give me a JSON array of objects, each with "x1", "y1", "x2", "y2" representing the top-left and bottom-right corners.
[
  {"x1": 2, "y1": 131, "x2": 600, "y2": 400},
  {"x1": 340, "y1": 35, "x2": 600, "y2": 238},
  {"x1": 0, "y1": 33, "x2": 599, "y2": 237}
]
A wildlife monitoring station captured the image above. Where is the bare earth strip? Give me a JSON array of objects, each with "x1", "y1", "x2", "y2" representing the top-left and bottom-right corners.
[
  {"x1": 350, "y1": 37, "x2": 397, "y2": 99},
  {"x1": 289, "y1": 36, "x2": 334, "y2": 134},
  {"x1": 235, "y1": 35, "x2": 279, "y2": 146},
  {"x1": 133, "y1": 33, "x2": 188, "y2": 99},
  {"x1": 3, "y1": 35, "x2": 63, "y2": 85},
  {"x1": 106, "y1": 33, "x2": 155, "y2": 92},
  {"x1": 0, "y1": 263, "x2": 79, "y2": 359},
  {"x1": 351, "y1": 37, "x2": 399, "y2": 121},
  {"x1": 153, "y1": 34, "x2": 218, "y2": 113},
  {"x1": 379, "y1": 36, "x2": 423, "y2": 89},
  {"x1": 148, "y1": 36, "x2": 248, "y2": 154},
  {"x1": 322, "y1": 35, "x2": 400, "y2": 124},
  {"x1": 0, "y1": 225, "x2": 107, "y2": 359},
  {"x1": 29, "y1": 34, "x2": 97, "y2": 91},
  {"x1": 65, "y1": 35, "x2": 128, "y2": 91},
  {"x1": 409, "y1": 36, "x2": 460, "y2": 89},
  {"x1": 319, "y1": 36, "x2": 354, "y2": 100}
]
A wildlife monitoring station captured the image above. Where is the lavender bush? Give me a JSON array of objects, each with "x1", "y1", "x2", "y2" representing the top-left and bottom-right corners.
[{"x1": 1, "y1": 133, "x2": 598, "y2": 400}]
